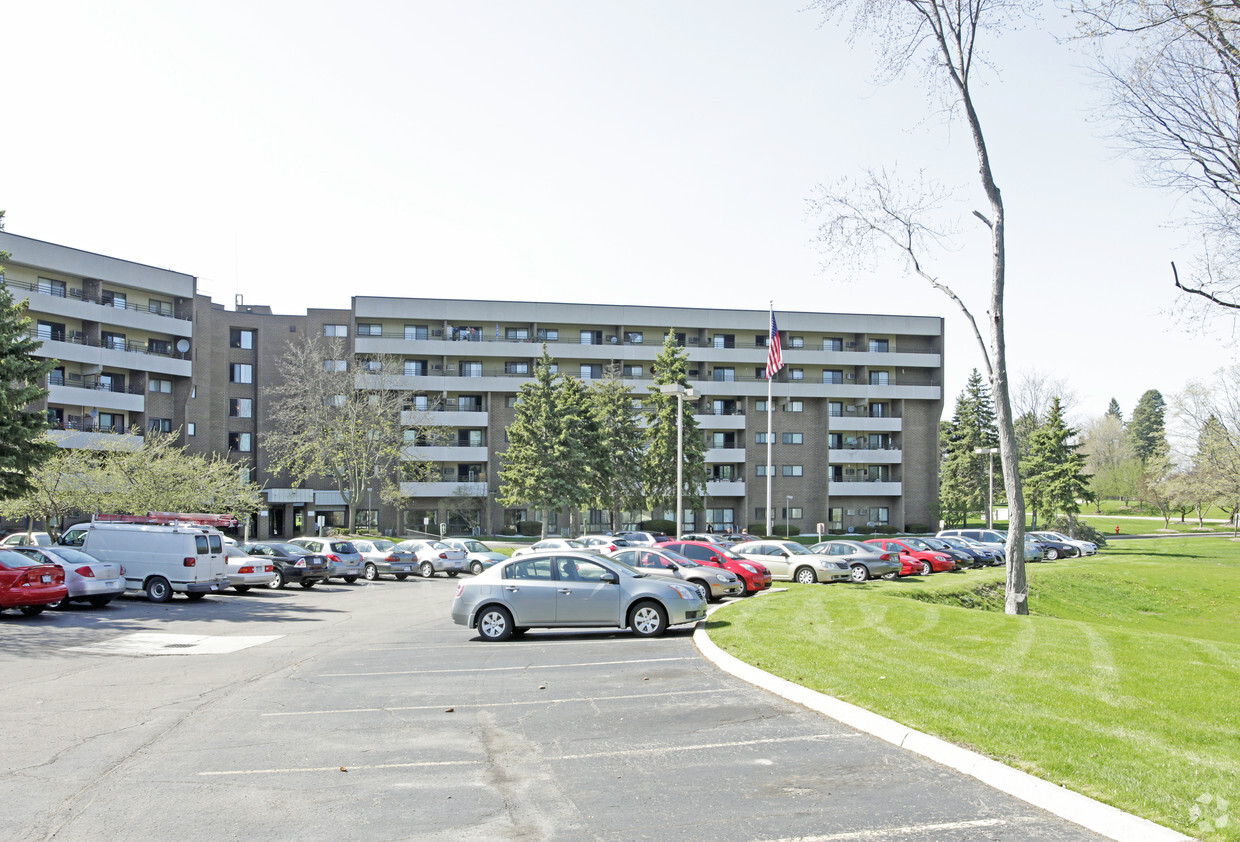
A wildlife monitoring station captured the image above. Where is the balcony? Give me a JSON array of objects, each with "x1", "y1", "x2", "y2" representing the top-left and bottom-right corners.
[
  {"x1": 402, "y1": 445, "x2": 488, "y2": 461},
  {"x1": 705, "y1": 479, "x2": 746, "y2": 496},
  {"x1": 705, "y1": 445, "x2": 745, "y2": 463},
  {"x1": 47, "y1": 427, "x2": 144, "y2": 450},
  {"x1": 829, "y1": 480, "x2": 902, "y2": 496},
  {"x1": 399, "y1": 481, "x2": 488, "y2": 498},
  {"x1": 47, "y1": 381, "x2": 145, "y2": 414},
  {"x1": 829, "y1": 445, "x2": 903, "y2": 465},
  {"x1": 694, "y1": 411, "x2": 746, "y2": 430}
]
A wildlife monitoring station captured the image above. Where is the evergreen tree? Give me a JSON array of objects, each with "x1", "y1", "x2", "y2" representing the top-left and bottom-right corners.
[
  {"x1": 1105, "y1": 398, "x2": 1123, "y2": 421},
  {"x1": 498, "y1": 348, "x2": 565, "y2": 536},
  {"x1": 0, "y1": 213, "x2": 58, "y2": 499},
  {"x1": 554, "y1": 373, "x2": 599, "y2": 535},
  {"x1": 589, "y1": 370, "x2": 645, "y2": 531},
  {"x1": 1129, "y1": 389, "x2": 1168, "y2": 463},
  {"x1": 1022, "y1": 398, "x2": 1092, "y2": 527},
  {"x1": 939, "y1": 369, "x2": 999, "y2": 526},
  {"x1": 643, "y1": 331, "x2": 705, "y2": 518}
]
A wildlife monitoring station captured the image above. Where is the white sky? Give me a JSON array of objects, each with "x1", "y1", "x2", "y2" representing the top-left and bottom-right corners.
[{"x1": 3, "y1": 0, "x2": 1226, "y2": 425}]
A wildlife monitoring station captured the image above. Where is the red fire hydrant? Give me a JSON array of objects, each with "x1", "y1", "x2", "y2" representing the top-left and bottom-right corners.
[{"x1": 1114, "y1": 525, "x2": 1120, "y2": 535}]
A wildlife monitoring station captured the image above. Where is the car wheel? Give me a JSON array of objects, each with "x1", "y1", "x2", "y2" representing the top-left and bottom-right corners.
[
  {"x1": 881, "y1": 571, "x2": 898, "y2": 581},
  {"x1": 343, "y1": 575, "x2": 358, "y2": 583},
  {"x1": 1045, "y1": 548, "x2": 1059, "y2": 560},
  {"x1": 447, "y1": 571, "x2": 459, "y2": 578},
  {"x1": 363, "y1": 563, "x2": 378, "y2": 581},
  {"x1": 88, "y1": 597, "x2": 113, "y2": 608},
  {"x1": 394, "y1": 573, "x2": 408, "y2": 581},
  {"x1": 48, "y1": 595, "x2": 68, "y2": 610},
  {"x1": 629, "y1": 600, "x2": 669, "y2": 637},
  {"x1": 850, "y1": 564, "x2": 869, "y2": 583},
  {"x1": 470, "y1": 561, "x2": 484, "y2": 575},
  {"x1": 511, "y1": 626, "x2": 528, "y2": 637},
  {"x1": 185, "y1": 592, "x2": 206, "y2": 602},
  {"x1": 145, "y1": 576, "x2": 172, "y2": 603},
  {"x1": 420, "y1": 561, "x2": 435, "y2": 578},
  {"x1": 300, "y1": 580, "x2": 317, "y2": 589},
  {"x1": 19, "y1": 605, "x2": 45, "y2": 617},
  {"x1": 920, "y1": 560, "x2": 933, "y2": 576},
  {"x1": 688, "y1": 579, "x2": 710, "y2": 602},
  {"x1": 268, "y1": 571, "x2": 284, "y2": 590},
  {"x1": 794, "y1": 566, "x2": 817, "y2": 585},
  {"x1": 234, "y1": 585, "x2": 250, "y2": 593},
  {"x1": 477, "y1": 605, "x2": 514, "y2": 641}
]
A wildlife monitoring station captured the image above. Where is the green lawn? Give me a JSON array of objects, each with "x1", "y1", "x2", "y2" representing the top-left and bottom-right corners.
[{"x1": 708, "y1": 538, "x2": 1240, "y2": 841}]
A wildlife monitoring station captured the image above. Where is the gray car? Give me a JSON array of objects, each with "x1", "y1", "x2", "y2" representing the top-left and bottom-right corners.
[
  {"x1": 450, "y1": 551, "x2": 707, "y2": 641},
  {"x1": 288, "y1": 537, "x2": 365, "y2": 582},
  {"x1": 807, "y1": 540, "x2": 903, "y2": 582},
  {"x1": 349, "y1": 538, "x2": 419, "y2": 580},
  {"x1": 608, "y1": 546, "x2": 743, "y2": 602},
  {"x1": 442, "y1": 538, "x2": 507, "y2": 575},
  {"x1": 13, "y1": 546, "x2": 125, "y2": 608}
]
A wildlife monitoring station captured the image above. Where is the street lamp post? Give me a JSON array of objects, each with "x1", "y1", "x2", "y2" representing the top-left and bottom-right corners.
[
  {"x1": 785, "y1": 495, "x2": 793, "y2": 538},
  {"x1": 659, "y1": 384, "x2": 696, "y2": 539},
  {"x1": 974, "y1": 446, "x2": 1000, "y2": 529}
]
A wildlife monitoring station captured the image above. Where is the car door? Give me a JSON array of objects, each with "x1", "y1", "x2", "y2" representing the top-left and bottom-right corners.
[
  {"x1": 553, "y1": 556, "x2": 621, "y2": 624},
  {"x1": 744, "y1": 543, "x2": 789, "y2": 579},
  {"x1": 499, "y1": 557, "x2": 558, "y2": 624}
]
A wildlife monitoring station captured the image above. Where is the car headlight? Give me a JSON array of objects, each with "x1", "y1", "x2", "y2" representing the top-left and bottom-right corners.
[
  {"x1": 741, "y1": 563, "x2": 758, "y2": 574},
  {"x1": 668, "y1": 584, "x2": 695, "y2": 599}
]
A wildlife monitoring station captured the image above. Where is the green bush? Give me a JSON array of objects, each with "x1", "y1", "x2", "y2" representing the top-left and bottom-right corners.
[
  {"x1": 500, "y1": 525, "x2": 516, "y2": 536},
  {"x1": 746, "y1": 523, "x2": 768, "y2": 537},
  {"x1": 517, "y1": 521, "x2": 542, "y2": 537},
  {"x1": 1047, "y1": 515, "x2": 1107, "y2": 547},
  {"x1": 640, "y1": 518, "x2": 675, "y2": 534},
  {"x1": 904, "y1": 523, "x2": 929, "y2": 534},
  {"x1": 873, "y1": 525, "x2": 898, "y2": 534}
]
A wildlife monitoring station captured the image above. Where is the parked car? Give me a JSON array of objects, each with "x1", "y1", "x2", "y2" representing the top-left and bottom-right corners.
[
  {"x1": 348, "y1": 538, "x2": 419, "y2": 580},
  {"x1": 1031, "y1": 530, "x2": 1097, "y2": 556},
  {"x1": 806, "y1": 540, "x2": 903, "y2": 582},
  {"x1": 729, "y1": 540, "x2": 852, "y2": 584},
  {"x1": 393, "y1": 539, "x2": 468, "y2": 577},
  {"x1": 679, "y1": 533, "x2": 738, "y2": 549},
  {"x1": 577, "y1": 535, "x2": 632, "y2": 554},
  {"x1": 12, "y1": 546, "x2": 123, "y2": 608},
  {"x1": 608, "y1": 546, "x2": 742, "y2": 602},
  {"x1": 917, "y1": 536, "x2": 978, "y2": 568},
  {"x1": 442, "y1": 538, "x2": 508, "y2": 575},
  {"x1": 288, "y1": 537, "x2": 365, "y2": 582},
  {"x1": 1026, "y1": 532, "x2": 1081, "y2": 560},
  {"x1": 864, "y1": 538, "x2": 956, "y2": 575},
  {"x1": 937, "y1": 528, "x2": 1008, "y2": 555},
  {"x1": 510, "y1": 538, "x2": 593, "y2": 558},
  {"x1": 451, "y1": 551, "x2": 706, "y2": 640},
  {"x1": 934, "y1": 535, "x2": 1003, "y2": 566},
  {"x1": 222, "y1": 544, "x2": 278, "y2": 591},
  {"x1": 616, "y1": 531, "x2": 671, "y2": 547},
  {"x1": 0, "y1": 531, "x2": 54, "y2": 548},
  {"x1": 658, "y1": 540, "x2": 772, "y2": 595},
  {"x1": 0, "y1": 548, "x2": 66, "y2": 616},
  {"x1": 238, "y1": 541, "x2": 334, "y2": 589}
]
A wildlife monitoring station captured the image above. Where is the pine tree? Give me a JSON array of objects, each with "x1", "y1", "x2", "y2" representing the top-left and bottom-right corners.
[
  {"x1": 1129, "y1": 389, "x2": 1168, "y2": 463},
  {"x1": 498, "y1": 348, "x2": 564, "y2": 536},
  {"x1": 939, "y1": 370, "x2": 999, "y2": 526},
  {"x1": 1105, "y1": 398, "x2": 1123, "y2": 421},
  {"x1": 589, "y1": 371, "x2": 645, "y2": 531},
  {"x1": 0, "y1": 214, "x2": 58, "y2": 499},
  {"x1": 643, "y1": 331, "x2": 705, "y2": 518},
  {"x1": 554, "y1": 373, "x2": 599, "y2": 535},
  {"x1": 1022, "y1": 398, "x2": 1092, "y2": 527}
]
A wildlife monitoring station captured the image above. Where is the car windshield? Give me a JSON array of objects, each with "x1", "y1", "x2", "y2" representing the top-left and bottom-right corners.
[
  {"x1": 659, "y1": 548, "x2": 698, "y2": 566},
  {"x1": 599, "y1": 557, "x2": 644, "y2": 578},
  {"x1": 462, "y1": 540, "x2": 488, "y2": 552},
  {"x1": 784, "y1": 543, "x2": 812, "y2": 555},
  {"x1": 36, "y1": 547, "x2": 94, "y2": 565},
  {"x1": 371, "y1": 540, "x2": 396, "y2": 551},
  {"x1": 272, "y1": 543, "x2": 311, "y2": 556},
  {"x1": 903, "y1": 538, "x2": 930, "y2": 550},
  {"x1": 922, "y1": 537, "x2": 949, "y2": 550}
]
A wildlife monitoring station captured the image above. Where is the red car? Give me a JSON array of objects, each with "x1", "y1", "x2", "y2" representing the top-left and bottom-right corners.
[
  {"x1": 659, "y1": 541, "x2": 773, "y2": 595},
  {"x1": 864, "y1": 538, "x2": 955, "y2": 575},
  {"x1": 0, "y1": 548, "x2": 67, "y2": 616}
]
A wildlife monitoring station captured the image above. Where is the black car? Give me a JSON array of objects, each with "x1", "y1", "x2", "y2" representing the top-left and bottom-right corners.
[
  {"x1": 922, "y1": 536, "x2": 989, "y2": 568},
  {"x1": 238, "y1": 542, "x2": 334, "y2": 589},
  {"x1": 1027, "y1": 535, "x2": 1079, "y2": 560}
]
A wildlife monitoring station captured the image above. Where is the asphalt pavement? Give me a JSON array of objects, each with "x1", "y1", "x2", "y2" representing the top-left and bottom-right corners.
[{"x1": 2, "y1": 575, "x2": 1118, "y2": 842}]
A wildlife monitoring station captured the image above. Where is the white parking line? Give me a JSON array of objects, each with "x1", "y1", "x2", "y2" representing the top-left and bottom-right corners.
[
  {"x1": 317, "y1": 656, "x2": 693, "y2": 677},
  {"x1": 760, "y1": 816, "x2": 1039, "y2": 840},
  {"x1": 199, "y1": 760, "x2": 476, "y2": 777},
  {"x1": 262, "y1": 687, "x2": 730, "y2": 717}
]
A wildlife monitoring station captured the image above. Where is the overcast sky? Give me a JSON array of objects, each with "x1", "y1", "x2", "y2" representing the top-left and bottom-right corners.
[{"x1": 3, "y1": 1, "x2": 1227, "y2": 425}]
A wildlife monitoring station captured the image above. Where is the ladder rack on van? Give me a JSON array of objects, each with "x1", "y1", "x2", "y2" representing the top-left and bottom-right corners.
[{"x1": 94, "y1": 512, "x2": 240, "y2": 529}]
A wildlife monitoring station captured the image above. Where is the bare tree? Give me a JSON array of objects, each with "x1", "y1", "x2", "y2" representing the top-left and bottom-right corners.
[{"x1": 810, "y1": 0, "x2": 1031, "y2": 613}]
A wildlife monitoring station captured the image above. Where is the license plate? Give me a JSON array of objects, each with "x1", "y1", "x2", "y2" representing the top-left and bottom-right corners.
[
  {"x1": 104, "y1": 579, "x2": 119, "y2": 588},
  {"x1": 41, "y1": 574, "x2": 51, "y2": 583}
]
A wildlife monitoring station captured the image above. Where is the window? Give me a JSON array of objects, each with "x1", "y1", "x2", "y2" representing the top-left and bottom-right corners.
[
  {"x1": 505, "y1": 395, "x2": 518, "y2": 408},
  {"x1": 324, "y1": 359, "x2": 347, "y2": 372},
  {"x1": 505, "y1": 327, "x2": 529, "y2": 341},
  {"x1": 362, "y1": 358, "x2": 382, "y2": 372},
  {"x1": 187, "y1": 422, "x2": 196, "y2": 436},
  {"x1": 505, "y1": 361, "x2": 529, "y2": 375},
  {"x1": 790, "y1": 336, "x2": 804, "y2": 348},
  {"x1": 789, "y1": 368, "x2": 804, "y2": 381},
  {"x1": 713, "y1": 367, "x2": 735, "y2": 382},
  {"x1": 755, "y1": 367, "x2": 768, "y2": 380},
  {"x1": 230, "y1": 328, "x2": 255, "y2": 349},
  {"x1": 147, "y1": 338, "x2": 172, "y2": 355},
  {"x1": 869, "y1": 371, "x2": 890, "y2": 386},
  {"x1": 755, "y1": 334, "x2": 768, "y2": 348},
  {"x1": 404, "y1": 324, "x2": 428, "y2": 340},
  {"x1": 102, "y1": 290, "x2": 127, "y2": 309},
  {"x1": 37, "y1": 321, "x2": 65, "y2": 341},
  {"x1": 754, "y1": 507, "x2": 767, "y2": 518},
  {"x1": 624, "y1": 331, "x2": 643, "y2": 344},
  {"x1": 782, "y1": 507, "x2": 803, "y2": 519},
  {"x1": 458, "y1": 395, "x2": 483, "y2": 411},
  {"x1": 710, "y1": 432, "x2": 735, "y2": 448},
  {"x1": 536, "y1": 328, "x2": 559, "y2": 341},
  {"x1": 229, "y1": 398, "x2": 253, "y2": 418},
  {"x1": 785, "y1": 400, "x2": 803, "y2": 412},
  {"x1": 102, "y1": 331, "x2": 126, "y2": 351},
  {"x1": 829, "y1": 401, "x2": 843, "y2": 416},
  {"x1": 324, "y1": 324, "x2": 348, "y2": 337},
  {"x1": 755, "y1": 432, "x2": 769, "y2": 444},
  {"x1": 755, "y1": 465, "x2": 768, "y2": 477},
  {"x1": 402, "y1": 360, "x2": 426, "y2": 377},
  {"x1": 98, "y1": 413, "x2": 124, "y2": 433},
  {"x1": 622, "y1": 364, "x2": 643, "y2": 377},
  {"x1": 99, "y1": 373, "x2": 125, "y2": 393},
  {"x1": 357, "y1": 323, "x2": 383, "y2": 336},
  {"x1": 755, "y1": 400, "x2": 767, "y2": 412},
  {"x1": 868, "y1": 338, "x2": 889, "y2": 353},
  {"x1": 580, "y1": 364, "x2": 602, "y2": 380},
  {"x1": 823, "y1": 337, "x2": 843, "y2": 351},
  {"x1": 870, "y1": 402, "x2": 888, "y2": 417},
  {"x1": 782, "y1": 432, "x2": 803, "y2": 444},
  {"x1": 874, "y1": 507, "x2": 890, "y2": 524},
  {"x1": 504, "y1": 558, "x2": 555, "y2": 581},
  {"x1": 230, "y1": 363, "x2": 253, "y2": 383},
  {"x1": 148, "y1": 418, "x2": 173, "y2": 434},
  {"x1": 37, "y1": 278, "x2": 66, "y2": 297},
  {"x1": 460, "y1": 361, "x2": 482, "y2": 377},
  {"x1": 149, "y1": 379, "x2": 172, "y2": 394},
  {"x1": 580, "y1": 330, "x2": 601, "y2": 345},
  {"x1": 410, "y1": 394, "x2": 430, "y2": 410},
  {"x1": 712, "y1": 334, "x2": 735, "y2": 349},
  {"x1": 823, "y1": 370, "x2": 843, "y2": 384},
  {"x1": 828, "y1": 433, "x2": 842, "y2": 449},
  {"x1": 148, "y1": 299, "x2": 173, "y2": 317},
  {"x1": 228, "y1": 432, "x2": 253, "y2": 452},
  {"x1": 782, "y1": 465, "x2": 804, "y2": 477}
]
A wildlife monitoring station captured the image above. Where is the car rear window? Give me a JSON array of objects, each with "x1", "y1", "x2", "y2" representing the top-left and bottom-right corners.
[
  {"x1": 0, "y1": 549, "x2": 44, "y2": 568},
  {"x1": 331, "y1": 542, "x2": 357, "y2": 553}
]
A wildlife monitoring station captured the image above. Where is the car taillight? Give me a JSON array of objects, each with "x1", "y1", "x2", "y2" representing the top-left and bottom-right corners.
[
  {"x1": 439, "y1": 552, "x2": 447, "y2": 559},
  {"x1": 454, "y1": 583, "x2": 464, "y2": 597},
  {"x1": 74, "y1": 566, "x2": 96, "y2": 578},
  {"x1": 295, "y1": 559, "x2": 307, "y2": 567},
  {"x1": 238, "y1": 565, "x2": 254, "y2": 574},
  {"x1": 183, "y1": 557, "x2": 196, "y2": 567},
  {"x1": 264, "y1": 565, "x2": 273, "y2": 573},
  {"x1": 386, "y1": 555, "x2": 399, "y2": 563},
  {"x1": 326, "y1": 554, "x2": 341, "y2": 563}
]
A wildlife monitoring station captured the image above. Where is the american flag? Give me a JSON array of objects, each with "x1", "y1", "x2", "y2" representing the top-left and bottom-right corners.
[{"x1": 766, "y1": 311, "x2": 784, "y2": 379}]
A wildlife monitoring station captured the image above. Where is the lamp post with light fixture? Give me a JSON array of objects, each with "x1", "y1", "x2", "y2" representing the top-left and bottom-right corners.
[
  {"x1": 974, "y1": 446, "x2": 999, "y2": 529},
  {"x1": 659, "y1": 383, "x2": 696, "y2": 539}
]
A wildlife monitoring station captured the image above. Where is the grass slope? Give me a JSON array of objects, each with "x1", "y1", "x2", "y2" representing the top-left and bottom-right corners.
[{"x1": 708, "y1": 539, "x2": 1240, "y2": 841}]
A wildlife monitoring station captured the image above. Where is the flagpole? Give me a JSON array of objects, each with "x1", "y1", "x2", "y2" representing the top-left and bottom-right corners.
[{"x1": 766, "y1": 303, "x2": 774, "y2": 536}]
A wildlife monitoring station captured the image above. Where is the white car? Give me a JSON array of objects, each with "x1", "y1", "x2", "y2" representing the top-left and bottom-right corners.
[
  {"x1": 1, "y1": 531, "x2": 54, "y2": 548},
  {"x1": 349, "y1": 538, "x2": 419, "y2": 580},
  {"x1": 13, "y1": 546, "x2": 126, "y2": 608},
  {"x1": 393, "y1": 540, "x2": 467, "y2": 577},
  {"x1": 577, "y1": 535, "x2": 631, "y2": 553},
  {"x1": 510, "y1": 538, "x2": 595, "y2": 558},
  {"x1": 1031, "y1": 531, "x2": 1098, "y2": 556},
  {"x1": 442, "y1": 538, "x2": 507, "y2": 575},
  {"x1": 729, "y1": 540, "x2": 852, "y2": 584},
  {"x1": 223, "y1": 544, "x2": 278, "y2": 591}
]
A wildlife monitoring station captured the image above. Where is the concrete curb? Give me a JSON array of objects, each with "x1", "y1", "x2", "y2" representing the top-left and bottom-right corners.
[{"x1": 693, "y1": 606, "x2": 1192, "y2": 842}]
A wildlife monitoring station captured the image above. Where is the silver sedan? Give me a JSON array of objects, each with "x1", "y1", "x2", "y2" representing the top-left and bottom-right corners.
[
  {"x1": 450, "y1": 551, "x2": 706, "y2": 641},
  {"x1": 807, "y1": 540, "x2": 903, "y2": 581},
  {"x1": 349, "y1": 538, "x2": 419, "y2": 580},
  {"x1": 14, "y1": 546, "x2": 125, "y2": 608},
  {"x1": 607, "y1": 546, "x2": 743, "y2": 602}
]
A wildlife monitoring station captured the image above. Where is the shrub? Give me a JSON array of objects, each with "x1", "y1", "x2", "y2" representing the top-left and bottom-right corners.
[
  {"x1": 640, "y1": 518, "x2": 675, "y2": 534},
  {"x1": 1048, "y1": 515, "x2": 1107, "y2": 547},
  {"x1": 746, "y1": 522, "x2": 768, "y2": 537},
  {"x1": 517, "y1": 521, "x2": 543, "y2": 537},
  {"x1": 873, "y1": 525, "x2": 898, "y2": 534},
  {"x1": 905, "y1": 523, "x2": 930, "y2": 534},
  {"x1": 500, "y1": 526, "x2": 516, "y2": 536}
]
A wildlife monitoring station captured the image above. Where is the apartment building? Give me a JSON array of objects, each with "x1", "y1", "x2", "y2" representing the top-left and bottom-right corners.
[{"x1": 2, "y1": 231, "x2": 944, "y2": 538}]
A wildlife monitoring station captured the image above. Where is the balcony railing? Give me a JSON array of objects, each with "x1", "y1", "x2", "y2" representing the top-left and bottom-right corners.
[
  {"x1": 48, "y1": 373, "x2": 143, "y2": 394},
  {"x1": 31, "y1": 328, "x2": 190, "y2": 360},
  {"x1": 829, "y1": 408, "x2": 903, "y2": 418},
  {"x1": 47, "y1": 417, "x2": 144, "y2": 435},
  {"x1": 3, "y1": 276, "x2": 189, "y2": 320},
  {"x1": 829, "y1": 442, "x2": 900, "y2": 451}
]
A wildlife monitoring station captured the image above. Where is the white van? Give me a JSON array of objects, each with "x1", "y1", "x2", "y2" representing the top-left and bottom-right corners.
[{"x1": 59, "y1": 517, "x2": 230, "y2": 602}]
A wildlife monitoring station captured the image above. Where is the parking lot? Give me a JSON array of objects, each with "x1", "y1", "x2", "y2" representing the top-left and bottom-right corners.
[{"x1": 2, "y1": 576, "x2": 1111, "y2": 841}]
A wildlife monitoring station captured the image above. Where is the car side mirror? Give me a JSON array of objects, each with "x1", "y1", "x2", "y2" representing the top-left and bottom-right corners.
[
  {"x1": 780, "y1": 551, "x2": 789, "y2": 558},
  {"x1": 710, "y1": 556, "x2": 720, "y2": 563},
  {"x1": 600, "y1": 572, "x2": 618, "y2": 584}
]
